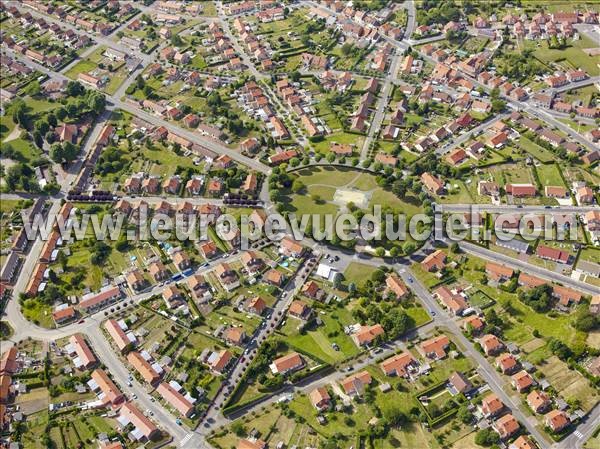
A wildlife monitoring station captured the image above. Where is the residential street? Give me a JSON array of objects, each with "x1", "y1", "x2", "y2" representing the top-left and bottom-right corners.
[{"x1": 2, "y1": 1, "x2": 600, "y2": 448}]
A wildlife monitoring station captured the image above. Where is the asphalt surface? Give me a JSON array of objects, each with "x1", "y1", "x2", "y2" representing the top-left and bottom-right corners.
[{"x1": 2, "y1": 1, "x2": 600, "y2": 448}]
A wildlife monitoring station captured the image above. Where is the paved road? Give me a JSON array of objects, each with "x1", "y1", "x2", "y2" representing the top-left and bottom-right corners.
[
  {"x1": 568, "y1": 402, "x2": 600, "y2": 449},
  {"x1": 85, "y1": 326, "x2": 198, "y2": 446},
  {"x1": 199, "y1": 251, "x2": 319, "y2": 432},
  {"x1": 407, "y1": 34, "x2": 446, "y2": 45},
  {"x1": 453, "y1": 240, "x2": 600, "y2": 296},
  {"x1": 439, "y1": 204, "x2": 599, "y2": 214},
  {"x1": 16, "y1": 2, "x2": 152, "y2": 64},
  {"x1": 4, "y1": 3, "x2": 600, "y2": 447},
  {"x1": 435, "y1": 112, "x2": 510, "y2": 156},
  {"x1": 5, "y1": 48, "x2": 271, "y2": 176},
  {"x1": 360, "y1": 50, "x2": 402, "y2": 160},
  {"x1": 403, "y1": 0, "x2": 417, "y2": 39},
  {"x1": 548, "y1": 75, "x2": 600, "y2": 94},
  {"x1": 398, "y1": 267, "x2": 553, "y2": 449}
]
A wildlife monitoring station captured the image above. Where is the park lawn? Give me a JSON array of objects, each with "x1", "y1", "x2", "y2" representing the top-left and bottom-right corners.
[
  {"x1": 281, "y1": 188, "x2": 339, "y2": 218},
  {"x1": 369, "y1": 189, "x2": 422, "y2": 217},
  {"x1": 352, "y1": 171, "x2": 380, "y2": 190},
  {"x1": 517, "y1": 136, "x2": 555, "y2": 163},
  {"x1": 290, "y1": 166, "x2": 361, "y2": 187},
  {"x1": 536, "y1": 163, "x2": 565, "y2": 187},
  {"x1": 539, "y1": 355, "x2": 599, "y2": 412},
  {"x1": 2, "y1": 136, "x2": 42, "y2": 163},
  {"x1": 343, "y1": 262, "x2": 379, "y2": 289}
]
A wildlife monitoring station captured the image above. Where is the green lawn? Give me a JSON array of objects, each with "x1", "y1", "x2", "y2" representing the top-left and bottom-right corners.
[
  {"x1": 517, "y1": 136, "x2": 555, "y2": 163},
  {"x1": 532, "y1": 34, "x2": 599, "y2": 74},
  {"x1": 536, "y1": 163, "x2": 565, "y2": 187},
  {"x1": 313, "y1": 132, "x2": 365, "y2": 154},
  {"x1": 579, "y1": 247, "x2": 600, "y2": 264},
  {"x1": 343, "y1": 262, "x2": 379, "y2": 289},
  {"x1": 21, "y1": 299, "x2": 54, "y2": 329},
  {"x1": 280, "y1": 306, "x2": 359, "y2": 364}
]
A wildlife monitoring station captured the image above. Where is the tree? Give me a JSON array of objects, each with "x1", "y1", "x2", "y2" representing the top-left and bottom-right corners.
[
  {"x1": 171, "y1": 34, "x2": 183, "y2": 47},
  {"x1": 548, "y1": 338, "x2": 572, "y2": 361},
  {"x1": 383, "y1": 406, "x2": 407, "y2": 427},
  {"x1": 474, "y1": 428, "x2": 500, "y2": 447},
  {"x1": 341, "y1": 42, "x2": 354, "y2": 56},
  {"x1": 12, "y1": 100, "x2": 29, "y2": 128},
  {"x1": 231, "y1": 421, "x2": 246, "y2": 437},
  {"x1": 66, "y1": 81, "x2": 84, "y2": 97},
  {"x1": 518, "y1": 284, "x2": 553, "y2": 313},
  {"x1": 348, "y1": 282, "x2": 357, "y2": 295},
  {"x1": 50, "y1": 141, "x2": 79, "y2": 164},
  {"x1": 91, "y1": 241, "x2": 111, "y2": 265},
  {"x1": 291, "y1": 179, "x2": 305, "y2": 193},
  {"x1": 32, "y1": 131, "x2": 44, "y2": 149},
  {"x1": 457, "y1": 405, "x2": 472, "y2": 424},
  {"x1": 573, "y1": 310, "x2": 598, "y2": 332},
  {"x1": 87, "y1": 91, "x2": 106, "y2": 115}
]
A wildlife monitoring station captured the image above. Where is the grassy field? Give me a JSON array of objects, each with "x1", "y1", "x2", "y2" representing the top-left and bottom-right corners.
[
  {"x1": 279, "y1": 307, "x2": 359, "y2": 364},
  {"x1": 280, "y1": 167, "x2": 423, "y2": 242},
  {"x1": 517, "y1": 136, "x2": 555, "y2": 163},
  {"x1": 21, "y1": 299, "x2": 54, "y2": 329},
  {"x1": 63, "y1": 46, "x2": 128, "y2": 95},
  {"x1": 579, "y1": 247, "x2": 600, "y2": 264},
  {"x1": 530, "y1": 34, "x2": 599, "y2": 74},
  {"x1": 536, "y1": 163, "x2": 565, "y2": 188},
  {"x1": 343, "y1": 262, "x2": 379, "y2": 289}
]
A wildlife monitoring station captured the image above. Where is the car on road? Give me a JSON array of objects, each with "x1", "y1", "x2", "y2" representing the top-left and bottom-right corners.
[
  {"x1": 407, "y1": 277, "x2": 413, "y2": 283},
  {"x1": 78, "y1": 319, "x2": 85, "y2": 324},
  {"x1": 429, "y1": 309, "x2": 436, "y2": 316}
]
